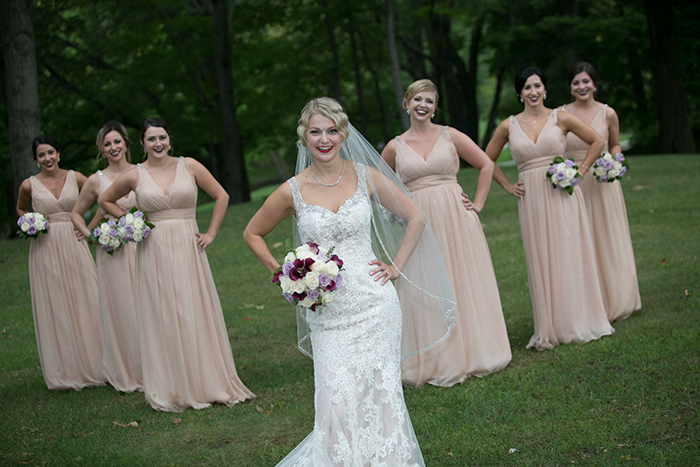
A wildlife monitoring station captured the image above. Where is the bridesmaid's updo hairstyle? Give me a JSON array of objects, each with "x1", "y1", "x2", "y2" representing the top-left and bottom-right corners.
[
  {"x1": 297, "y1": 97, "x2": 349, "y2": 147},
  {"x1": 403, "y1": 79, "x2": 439, "y2": 109},
  {"x1": 515, "y1": 66, "x2": 547, "y2": 100},
  {"x1": 32, "y1": 135, "x2": 60, "y2": 160},
  {"x1": 96, "y1": 120, "x2": 132, "y2": 162},
  {"x1": 567, "y1": 61, "x2": 599, "y2": 96}
]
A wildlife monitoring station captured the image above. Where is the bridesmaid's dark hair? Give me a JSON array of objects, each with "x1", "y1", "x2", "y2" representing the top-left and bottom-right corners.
[
  {"x1": 567, "y1": 61, "x2": 599, "y2": 90},
  {"x1": 514, "y1": 66, "x2": 547, "y2": 96},
  {"x1": 139, "y1": 117, "x2": 171, "y2": 142},
  {"x1": 32, "y1": 135, "x2": 60, "y2": 160}
]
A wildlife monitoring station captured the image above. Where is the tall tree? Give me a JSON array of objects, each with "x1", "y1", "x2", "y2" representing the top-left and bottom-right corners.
[
  {"x1": 386, "y1": 0, "x2": 409, "y2": 130},
  {"x1": 0, "y1": 0, "x2": 40, "y2": 215},
  {"x1": 644, "y1": 0, "x2": 696, "y2": 153}
]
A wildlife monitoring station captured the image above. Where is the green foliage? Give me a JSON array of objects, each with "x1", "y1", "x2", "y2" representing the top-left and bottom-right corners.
[{"x1": 0, "y1": 155, "x2": 698, "y2": 465}]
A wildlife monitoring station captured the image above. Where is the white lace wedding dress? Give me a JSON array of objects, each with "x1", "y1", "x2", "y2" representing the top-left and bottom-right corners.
[{"x1": 280, "y1": 163, "x2": 425, "y2": 466}]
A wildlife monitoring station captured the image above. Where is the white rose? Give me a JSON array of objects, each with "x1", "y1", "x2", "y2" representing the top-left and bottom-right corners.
[
  {"x1": 603, "y1": 153, "x2": 614, "y2": 162},
  {"x1": 280, "y1": 276, "x2": 293, "y2": 293},
  {"x1": 324, "y1": 261, "x2": 339, "y2": 276},
  {"x1": 296, "y1": 244, "x2": 311, "y2": 254},
  {"x1": 284, "y1": 252, "x2": 296, "y2": 263},
  {"x1": 613, "y1": 161, "x2": 622, "y2": 170},
  {"x1": 318, "y1": 246, "x2": 329, "y2": 256},
  {"x1": 291, "y1": 279, "x2": 307, "y2": 294},
  {"x1": 304, "y1": 271, "x2": 320, "y2": 290},
  {"x1": 125, "y1": 213, "x2": 135, "y2": 224},
  {"x1": 321, "y1": 291, "x2": 335, "y2": 304},
  {"x1": 564, "y1": 168, "x2": 576, "y2": 180},
  {"x1": 99, "y1": 233, "x2": 111, "y2": 245},
  {"x1": 299, "y1": 297, "x2": 314, "y2": 308},
  {"x1": 133, "y1": 230, "x2": 143, "y2": 242},
  {"x1": 133, "y1": 218, "x2": 145, "y2": 229},
  {"x1": 100, "y1": 222, "x2": 110, "y2": 231},
  {"x1": 296, "y1": 249, "x2": 315, "y2": 260},
  {"x1": 560, "y1": 179, "x2": 571, "y2": 188},
  {"x1": 21, "y1": 222, "x2": 30, "y2": 232},
  {"x1": 594, "y1": 166, "x2": 607, "y2": 177},
  {"x1": 608, "y1": 168, "x2": 620, "y2": 178},
  {"x1": 34, "y1": 213, "x2": 44, "y2": 222},
  {"x1": 117, "y1": 226, "x2": 126, "y2": 237},
  {"x1": 556, "y1": 162, "x2": 566, "y2": 171},
  {"x1": 310, "y1": 260, "x2": 326, "y2": 273},
  {"x1": 110, "y1": 238, "x2": 121, "y2": 248},
  {"x1": 551, "y1": 174, "x2": 558, "y2": 184}
]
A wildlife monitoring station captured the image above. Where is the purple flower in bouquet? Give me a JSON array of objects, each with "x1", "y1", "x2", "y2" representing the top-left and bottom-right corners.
[
  {"x1": 272, "y1": 270, "x2": 283, "y2": 283},
  {"x1": 43, "y1": 221, "x2": 49, "y2": 229},
  {"x1": 93, "y1": 226, "x2": 102, "y2": 237},
  {"x1": 571, "y1": 177, "x2": 580, "y2": 186},
  {"x1": 118, "y1": 216, "x2": 126, "y2": 227},
  {"x1": 602, "y1": 160, "x2": 614, "y2": 170},
  {"x1": 283, "y1": 293, "x2": 294, "y2": 303},
  {"x1": 599, "y1": 176, "x2": 608, "y2": 182},
  {"x1": 109, "y1": 228, "x2": 119, "y2": 239},
  {"x1": 619, "y1": 167, "x2": 627, "y2": 177},
  {"x1": 334, "y1": 274, "x2": 343, "y2": 288},
  {"x1": 107, "y1": 220, "x2": 116, "y2": 228},
  {"x1": 615, "y1": 153, "x2": 625, "y2": 162},
  {"x1": 125, "y1": 224, "x2": 134, "y2": 233},
  {"x1": 307, "y1": 289, "x2": 319, "y2": 301},
  {"x1": 564, "y1": 159, "x2": 575, "y2": 168},
  {"x1": 28, "y1": 217, "x2": 35, "y2": 225},
  {"x1": 27, "y1": 225, "x2": 37, "y2": 235},
  {"x1": 17, "y1": 216, "x2": 26, "y2": 225},
  {"x1": 143, "y1": 226, "x2": 151, "y2": 238},
  {"x1": 134, "y1": 211, "x2": 144, "y2": 218},
  {"x1": 548, "y1": 165, "x2": 557, "y2": 175},
  {"x1": 125, "y1": 234, "x2": 134, "y2": 242},
  {"x1": 318, "y1": 273, "x2": 330, "y2": 287},
  {"x1": 282, "y1": 261, "x2": 294, "y2": 275},
  {"x1": 290, "y1": 258, "x2": 314, "y2": 281},
  {"x1": 330, "y1": 254, "x2": 344, "y2": 268},
  {"x1": 556, "y1": 171, "x2": 567, "y2": 181}
]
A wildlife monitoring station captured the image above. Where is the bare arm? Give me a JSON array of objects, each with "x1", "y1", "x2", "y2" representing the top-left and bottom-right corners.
[
  {"x1": 366, "y1": 167, "x2": 425, "y2": 284},
  {"x1": 380, "y1": 138, "x2": 398, "y2": 172},
  {"x1": 243, "y1": 183, "x2": 295, "y2": 273},
  {"x1": 16, "y1": 179, "x2": 32, "y2": 216},
  {"x1": 448, "y1": 128, "x2": 494, "y2": 212},
  {"x1": 557, "y1": 111, "x2": 605, "y2": 175},
  {"x1": 71, "y1": 174, "x2": 100, "y2": 240},
  {"x1": 99, "y1": 167, "x2": 138, "y2": 218},
  {"x1": 606, "y1": 106, "x2": 622, "y2": 155},
  {"x1": 184, "y1": 157, "x2": 229, "y2": 252},
  {"x1": 484, "y1": 120, "x2": 525, "y2": 198}
]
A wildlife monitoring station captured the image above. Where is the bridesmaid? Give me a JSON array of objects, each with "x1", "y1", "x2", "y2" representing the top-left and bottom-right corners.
[
  {"x1": 560, "y1": 62, "x2": 641, "y2": 321},
  {"x1": 485, "y1": 67, "x2": 614, "y2": 350},
  {"x1": 16, "y1": 135, "x2": 107, "y2": 390},
  {"x1": 100, "y1": 117, "x2": 254, "y2": 412},
  {"x1": 381, "y1": 79, "x2": 511, "y2": 387},
  {"x1": 71, "y1": 121, "x2": 142, "y2": 393}
]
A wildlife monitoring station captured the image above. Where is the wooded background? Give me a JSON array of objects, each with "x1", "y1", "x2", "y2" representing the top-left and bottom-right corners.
[{"x1": 1, "y1": 0, "x2": 698, "y2": 237}]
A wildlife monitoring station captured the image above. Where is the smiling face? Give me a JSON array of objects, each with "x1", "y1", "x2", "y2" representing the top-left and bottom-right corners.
[
  {"x1": 305, "y1": 113, "x2": 343, "y2": 163},
  {"x1": 521, "y1": 74, "x2": 546, "y2": 107},
  {"x1": 407, "y1": 91, "x2": 437, "y2": 121},
  {"x1": 141, "y1": 126, "x2": 170, "y2": 160},
  {"x1": 102, "y1": 130, "x2": 127, "y2": 163},
  {"x1": 35, "y1": 144, "x2": 60, "y2": 172},
  {"x1": 570, "y1": 71, "x2": 595, "y2": 102}
]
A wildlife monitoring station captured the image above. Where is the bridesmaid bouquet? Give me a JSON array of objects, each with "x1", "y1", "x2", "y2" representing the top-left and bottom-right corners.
[
  {"x1": 272, "y1": 241, "x2": 344, "y2": 313},
  {"x1": 17, "y1": 212, "x2": 49, "y2": 239},
  {"x1": 119, "y1": 207, "x2": 154, "y2": 244},
  {"x1": 593, "y1": 152, "x2": 628, "y2": 183},
  {"x1": 546, "y1": 157, "x2": 581, "y2": 195},
  {"x1": 90, "y1": 218, "x2": 126, "y2": 255}
]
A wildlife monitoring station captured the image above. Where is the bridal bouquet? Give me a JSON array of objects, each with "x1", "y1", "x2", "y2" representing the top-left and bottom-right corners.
[
  {"x1": 17, "y1": 212, "x2": 49, "y2": 239},
  {"x1": 90, "y1": 218, "x2": 126, "y2": 255},
  {"x1": 593, "y1": 152, "x2": 628, "y2": 183},
  {"x1": 272, "y1": 241, "x2": 344, "y2": 313},
  {"x1": 546, "y1": 157, "x2": 581, "y2": 195},
  {"x1": 119, "y1": 207, "x2": 154, "y2": 244}
]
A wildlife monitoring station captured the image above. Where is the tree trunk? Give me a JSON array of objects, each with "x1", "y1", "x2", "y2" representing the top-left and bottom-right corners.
[
  {"x1": 0, "y1": 0, "x2": 41, "y2": 212},
  {"x1": 322, "y1": 0, "x2": 342, "y2": 103},
  {"x1": 357, "y1": 25, "x2": 389, "y2": 142},
  {"x1": 348, "y1": 21, "x2": 368, "y2": 135},
  {"x1": 386, "y1": 0, "x2": 409, "y2": 131},
  {"x1": 644, "y1": 0, "x2": 696, "y2": 153},
  {"x1": 465, "y1": 14, "x2": 484, "y2": 144},
  {"x1": 210, "y1": 0, "x2": 250, "y2": 203}
]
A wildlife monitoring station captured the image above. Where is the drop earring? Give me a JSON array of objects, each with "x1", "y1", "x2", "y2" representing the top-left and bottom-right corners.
[
  {"x1": 431, "y1": 113, "x2": 435, "y2": 118},
  {"x1": 406, "y1": 109, "x2": 410, "y2": 115},
  {"x1": 57, "y1": 157, "x2": 61, "y2": 162},
  {"x1": 168, "y1": 146, "x2": 174, "y2": 156},
  {"x1": 518, "y1": 95, "x2": 523, "y2": 104},
  {"x1": 544, "y1": 93, "x2": 547, "y2": 100},
  {"x1": 36, "y1": 162, "x2": 40, "y2": 168}
]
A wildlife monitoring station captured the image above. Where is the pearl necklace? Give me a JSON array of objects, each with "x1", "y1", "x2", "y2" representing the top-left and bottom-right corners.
[{"x1": 311, "y1": 159, "x2": 345, "y2": 187}]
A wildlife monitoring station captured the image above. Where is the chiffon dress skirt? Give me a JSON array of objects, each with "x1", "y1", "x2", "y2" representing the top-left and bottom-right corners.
[
  {"x1": 509, "y1": 111, "x2": 614, "y2": 350},
  {"x1": 95, "y1": 171, "x2": 142, "y2": 392},
  {"x1": 563, "y1": 104, "x2": 641, "y2": 321},
  {"x1": 134, "y1": 157, "x2": 254, "y2": 411},
  {"x1": 28, "y1": 171, "x2": 106, "y2": 390},
  {"x1": 394, "y1": 127, "x2": 511, "y2": 386}
]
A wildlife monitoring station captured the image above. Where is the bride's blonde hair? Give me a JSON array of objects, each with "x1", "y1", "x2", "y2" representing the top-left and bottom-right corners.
[
  {"x1": 403, "y1": 79, "x2": 439, "y2": 109},
  {"x1": 297, "y1": 97, "x2": 350, "y2": 147}
]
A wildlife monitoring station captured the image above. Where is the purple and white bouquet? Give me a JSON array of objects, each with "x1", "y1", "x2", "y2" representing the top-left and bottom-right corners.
[
  {"x1": 119, "y1": 207, "x2": 154, "y2": 244},
  {"x1": 90, "y1": 218, "x2": 126, "y2": 255},
  {"x1": 593, "y1": 152, "x2": 628, "y2": 183},
  {"x1": 272, "y1": 241, "x2": 344, "y2": 313},
  {"x1": 546, "y1": 156, "x2": 581, "y2": 195},
  {"x1": 17, "y1": 212, "x2": 49, "y2": 239},
  {"x1": 89, "y1": 207, "x2": 154, "y2": 255}
]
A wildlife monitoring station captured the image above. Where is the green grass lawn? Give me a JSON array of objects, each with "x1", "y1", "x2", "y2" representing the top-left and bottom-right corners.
[{"x1": 0, "y1": 155, "x2": 698, "y2": 466}]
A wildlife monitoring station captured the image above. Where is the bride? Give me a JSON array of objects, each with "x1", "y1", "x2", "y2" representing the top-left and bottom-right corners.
[{"x1": 243, "y1": 97, "x2": 456, "y2": 465}]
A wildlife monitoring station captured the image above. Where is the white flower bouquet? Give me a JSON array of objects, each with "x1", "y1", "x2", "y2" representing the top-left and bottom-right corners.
[
  {"x1": 593, "y1": 152, "x2": 628, "y2": 183},
  {"x1": 17, "y1": 212, "x2": 49, "y2": 239},
  {"x1": 272, "y1": 241, "x2": 344, "y2": 313},
  {"x1": 89, "y1": 207, "x2": 154, "y2": 255},
  {"x1": 546, "y1": 156, "x2": 581, "y2": 195}
]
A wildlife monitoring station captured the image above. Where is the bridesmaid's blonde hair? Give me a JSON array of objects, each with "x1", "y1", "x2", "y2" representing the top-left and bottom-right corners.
[
  {"x1": 403, "y1": 79, "x2": 439, "y2": 109},
  {"x1": 297, "y1": 97, "x2": 349, "y2": 147}
]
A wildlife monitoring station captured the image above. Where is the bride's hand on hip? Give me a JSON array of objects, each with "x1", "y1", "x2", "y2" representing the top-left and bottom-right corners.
[{"x1": 368, "y1": 259, "x2": 399, "y2": 286}]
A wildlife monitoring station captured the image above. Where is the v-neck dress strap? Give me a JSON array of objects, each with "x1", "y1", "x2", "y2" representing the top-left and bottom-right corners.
[
  {"x1": 394, "y1": 129, "x2": 459, "y2": 191},
  {"x1": 29, "y1": 170, "x2": 78, "y2": 223},
  {"x1": 135, "y1": 158, "x2": 196, "y2": 221},
  {"x1": 509, "y1": 110, "x2": 566, "y2": 173}
]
